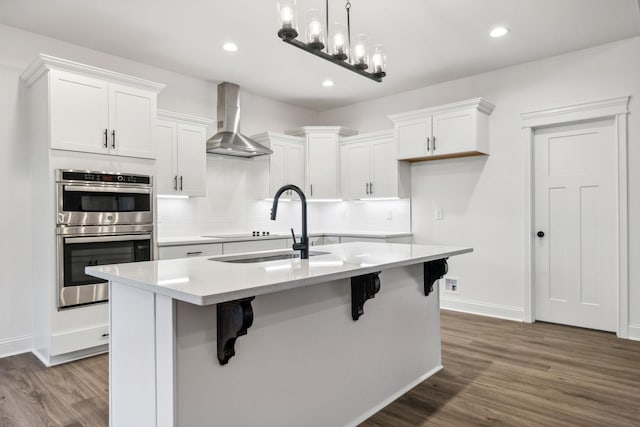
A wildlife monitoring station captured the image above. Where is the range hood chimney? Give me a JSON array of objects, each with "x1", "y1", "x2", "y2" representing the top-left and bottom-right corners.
[{"x1": 206, "y1": 82, "x2": 272, "y2": 157}]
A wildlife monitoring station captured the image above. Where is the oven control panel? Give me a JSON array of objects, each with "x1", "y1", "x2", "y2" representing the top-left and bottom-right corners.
[{"x1": 60, "y1": 170, "x2": 151, "y2": 185}]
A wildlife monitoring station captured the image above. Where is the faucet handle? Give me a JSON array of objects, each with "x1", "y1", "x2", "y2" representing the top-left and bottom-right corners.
[{"x1": 290, "y1": 228, "x2": 297, "y2": 244}]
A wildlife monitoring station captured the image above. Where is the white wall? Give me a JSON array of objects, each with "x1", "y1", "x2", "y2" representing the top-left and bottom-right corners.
[
  {"x1": 319, "y1": 37, "x2": 640, "y2": 330},
  {"x1": 0, "y1": 23, "x2": 320, "y2": 357}
]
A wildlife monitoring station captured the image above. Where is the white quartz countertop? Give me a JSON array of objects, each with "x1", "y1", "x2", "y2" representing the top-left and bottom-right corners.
[
  {"x1": 86, "y1": 242, "x2": 471, "y2": 306},
  {"x1": 156, "y1": 231, "x2": 413, "y2": 246}
]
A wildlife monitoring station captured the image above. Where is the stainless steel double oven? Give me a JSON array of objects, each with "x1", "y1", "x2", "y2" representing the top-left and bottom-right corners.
[{"x1": 56, "y1": 170, "x2": 154, "y2": 309}]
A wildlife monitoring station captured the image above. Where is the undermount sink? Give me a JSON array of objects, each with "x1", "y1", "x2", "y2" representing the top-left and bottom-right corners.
[{"x1": 209, "y1": 250, "x2": 330, "y2": 264}]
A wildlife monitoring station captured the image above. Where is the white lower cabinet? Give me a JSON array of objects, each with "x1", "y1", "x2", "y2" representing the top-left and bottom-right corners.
[
  {"x1": 157, "y1": 111, "x2": 213, "y2": 197},
  {"x1": 158, "y1": 243, "x2": 223, "y2": 260}
]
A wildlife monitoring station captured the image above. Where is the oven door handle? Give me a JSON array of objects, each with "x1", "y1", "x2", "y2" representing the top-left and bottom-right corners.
[
  {"x1": 65, "y1": 234, "x2": 151, "y2": 244},
  {"x1": 63, "y1": 185, "x2": 151, "y2": 194}
]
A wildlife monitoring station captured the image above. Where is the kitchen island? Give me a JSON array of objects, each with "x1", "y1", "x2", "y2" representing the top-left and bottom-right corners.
[{"x1": 86, "y1": 242, "x2": 471, "y2": 427}]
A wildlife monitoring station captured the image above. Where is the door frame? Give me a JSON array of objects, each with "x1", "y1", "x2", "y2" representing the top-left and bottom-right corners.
[{"x1": 521, "y1": 96, "x2": 630, "y2": 337}]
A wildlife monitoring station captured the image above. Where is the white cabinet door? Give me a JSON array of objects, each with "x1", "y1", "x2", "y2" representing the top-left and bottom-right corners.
[
  {"x1": 269, "y1": 140, "x2": 287, "y2": 196},
  {"x1": 370, "y1": 137, "x2": 396, "y2": 198},
  {"x1": 307, "y1": 134, "x2": 338, "y2": 198},
  {"x1": 287, "y1": 142, "x2": 305, "y2": 190},
  {"x1": 50, "y1": 70, "x2": 110, "y2": 154},
  {"x1": 431, "y1": 108, "x2": 475, "y2": 156},
  {"x1": 108, "y1": 83, "x2": 156, "y2": 159},
  {"x1": 156, "y1": 120, "x2": 179, "y2": 194},
  {"x1": 177, "y1": 123, "x2": 207, "y2": 196},
  {"x1": 394, "y1": 116, "x2": 431, "y2": 160},
  {"x1": 345, "y1": 142, "x2": 370, "y2": 199}
]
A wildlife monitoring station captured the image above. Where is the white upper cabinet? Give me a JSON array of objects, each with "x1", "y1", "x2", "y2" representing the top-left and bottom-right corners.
[
  {"x1": 22, "y1": 54, "x2": 165, "y2": 159},
  {"x1": 340, "y1": 130, "x2": 410, "y2": 200},
  {"x1": 49, "y1": 70, "x2": 110, "y2": 155},
  {"x1": 286, "y1": 126, "x2": 357, "y2": 200},
  {"x1": 108, "y1": 83, "x2": 157, "y2": 158},
  {"x1": 389, "y1": 98, "x2": 494, "y2": 162},
  {"x1": 252, "y1": 132, "x2": 306, "y2": 200},
  {"x1": 157, "y1": 111, "x2": 212, "y2": 197}
]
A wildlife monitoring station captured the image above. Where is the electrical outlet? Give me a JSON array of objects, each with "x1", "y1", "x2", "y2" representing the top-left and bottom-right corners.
[
  {"x1": 387, "y1": 209, "x2": 393, "y2": 220},
  {"x1": 435, "y1": 207, "x2": 443, "y2": 220},
  {"x1": 443, "y1": 276, "x2": 459, "y2": 294}
]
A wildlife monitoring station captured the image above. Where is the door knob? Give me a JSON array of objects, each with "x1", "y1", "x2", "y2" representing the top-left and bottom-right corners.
[{"x1": 537, "y1": 231, "x2": 545, "y2": 238}]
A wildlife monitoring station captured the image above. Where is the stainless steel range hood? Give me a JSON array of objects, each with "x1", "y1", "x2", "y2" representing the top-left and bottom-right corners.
[{"x1": 206, "y1": 82, "x2": 272, "y2": 157}]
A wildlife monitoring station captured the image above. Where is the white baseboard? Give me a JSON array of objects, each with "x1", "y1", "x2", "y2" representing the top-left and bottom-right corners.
[
  {"x1": 33, "y1": 344, "x2": 109, "y2": 367},
  {"x1": 346, "y1": 364, "x2": 443, "y2": 427},
  {"x1": 0, "y1": 335, "x2": 32, "y2": 358},
  {"x1": 628, "y1": 324, "x2": 640, "y2": 341},
  {"x1": 441, "y1": 297, "x2": 524, "y2": 322}
]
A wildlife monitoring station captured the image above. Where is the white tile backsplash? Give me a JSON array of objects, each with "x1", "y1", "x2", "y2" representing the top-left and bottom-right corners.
[{"x1": 157, "y1": 156, "x2": 411, "y2": 237}]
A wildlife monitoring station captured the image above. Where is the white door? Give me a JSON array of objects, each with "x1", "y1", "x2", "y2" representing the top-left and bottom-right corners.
[
  {"x1": 268, "y1": 140, "x2": 287, "y2": 196},
  {"x1": 286, "y1": 141, "x2": 305, "y2": 199},
  {"x1": 534, "y1": 118, "x2": 617, "y2": 332},
  {"x1": 156, "y1": 120, "x2": 178, "y2": 195},
  {"x1": 370, "y1": 137, "x2": 396, "y2": 198},
  {"x1": 345, "y1": 142, "x2": 370, "y2": 199},
  {"x1": 307, "y1": 134, "x2": 338, "y2": 198},
  {"x1": 394, "y1": 116, "x2": 431, "y2": 160},
  {"x1": 431, "y1": 108, "x2": 474, "y2": 156},
  {"x1": 177, "y1": 123, "x2": 207, "y2": 196},
  {"x1": 49, "y1": 70, "x2": 109, "y2": 154},
  {"x1": 108, "y1": 83, "x2": 156, "y2": 159}
]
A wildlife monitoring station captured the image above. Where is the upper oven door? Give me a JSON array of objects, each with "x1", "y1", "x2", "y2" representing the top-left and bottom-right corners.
[{"x1": 58, "y1": 184, "x2": 152, "y2": 226}]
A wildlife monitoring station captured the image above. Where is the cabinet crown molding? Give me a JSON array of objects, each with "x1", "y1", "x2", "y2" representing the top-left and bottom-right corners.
[
  {"x1": 251, "y1": 131, "x2": 305, "y2": 144},
  {"x1": 158, "y1": 110, "x2": 214, "y2": 126},
  {"x1": 284, "y1": 126, "x2": 358, "y2": 137},
  {"x1": 340, "y1": 129, "x2": 394, "y2": 145},
  {"x1": 388, "y1": 97, "x2": 495, "y2": 122},
  {"x1": 21, "y1": 54, "x2": 166, "y2": 92}
]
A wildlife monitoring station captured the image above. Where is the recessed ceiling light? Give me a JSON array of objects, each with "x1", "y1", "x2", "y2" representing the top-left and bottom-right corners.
[
  {"x1": 322, "y1": 79, "x2": 334, "y2": 87},
  {"x1": 222, "y1": 42, "x2": 238, "y2": 52},
  {"x1": 490, "y1": 27, "x2": 509, "y2": 38}
]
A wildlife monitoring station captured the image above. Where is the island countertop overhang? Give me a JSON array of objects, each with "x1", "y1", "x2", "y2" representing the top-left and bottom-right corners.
[{"x1": 86, "y1": 242, "x2": 472, "y2": 306}]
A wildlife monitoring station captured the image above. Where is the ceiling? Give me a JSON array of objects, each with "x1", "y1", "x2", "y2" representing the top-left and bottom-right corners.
[{"x1": 1, "y1": 0, "x2": 639, "y2": 111}]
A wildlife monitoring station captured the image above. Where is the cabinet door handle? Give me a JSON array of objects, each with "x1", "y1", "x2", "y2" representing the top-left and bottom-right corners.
[
  {"x1": 111, "y1": 130, "x2": 116, "y2": 149},
  {"x1": 174, "y1": 176, "x2": 178, "y2": 191},
  {"x1": 426, "y1": 137, "x2": 431, "y2": 152},
  {"x1": 104, "y1": 129, "x2": 108, "y2": 148},
  {"x1": 432, "y1": 136, "x2": 436, "y2": 152},
  {"x1": 369, "y1": 182, "x2": 373, "y2": 194},
  {"x1": 186, "y1": 251, "x2": 203, "y2": 256},
  {"x1": 310, "y1": 184, "x2": 313, "y2": 197},
  {"x1": 180, "y1": 176, "x2": 184, "y2": 191}
]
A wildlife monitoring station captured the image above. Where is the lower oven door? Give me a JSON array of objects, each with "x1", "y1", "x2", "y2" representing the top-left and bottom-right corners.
[{"x1": 58, "y1": 232, "x2": 152, "y2": 309}]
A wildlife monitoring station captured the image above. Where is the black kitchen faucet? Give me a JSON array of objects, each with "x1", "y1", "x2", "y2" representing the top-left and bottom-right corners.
[{"x1": 270, "y1": 184, "x2": 309, "y2": 259}]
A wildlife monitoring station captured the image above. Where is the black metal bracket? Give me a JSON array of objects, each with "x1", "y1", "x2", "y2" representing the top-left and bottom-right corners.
[
  {"x1": 424, "y1": 259, "x2": 448, "y2": 296},
  {"x1": 351, "y1": 272, "x2": 381, "y2": 321},
  {"x1": 217, "y1": 296, "x2": 255, "y2": 365}
]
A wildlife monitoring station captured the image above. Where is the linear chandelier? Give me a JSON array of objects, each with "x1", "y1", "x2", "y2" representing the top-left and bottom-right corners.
[{"x1": 277, "y1": 0, "x2": 387, "y2": 82}]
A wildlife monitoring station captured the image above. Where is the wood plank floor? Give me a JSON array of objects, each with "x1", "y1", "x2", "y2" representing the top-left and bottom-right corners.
[{"x1": 1, "y1": 311, "x2": 639, "y2": 426}]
